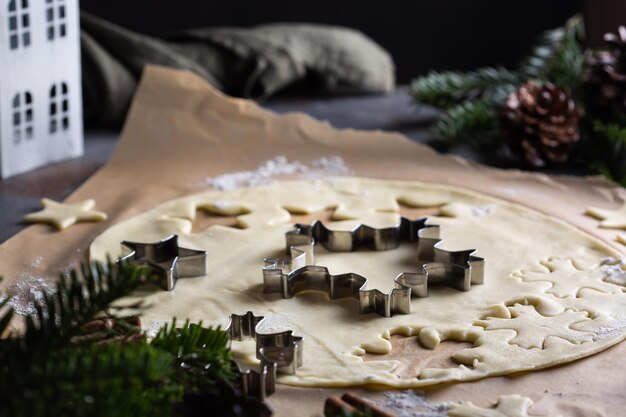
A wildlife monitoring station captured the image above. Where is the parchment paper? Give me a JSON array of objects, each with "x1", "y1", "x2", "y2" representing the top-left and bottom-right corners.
[{"x1": 1, "y1": 66, "x2": 624, "y2": 416}]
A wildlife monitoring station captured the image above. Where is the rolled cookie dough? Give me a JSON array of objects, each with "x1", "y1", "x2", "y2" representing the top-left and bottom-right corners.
[{"x1": 90, "y1": 178, "x2": 626, "y2": 388}]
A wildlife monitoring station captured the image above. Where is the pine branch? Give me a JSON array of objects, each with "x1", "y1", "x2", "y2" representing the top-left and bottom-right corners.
[
  {"x1": 585, "y1": 120, "x2": 626, "y2": 185},
  {"x1": 431, "y1": 100, "x2": 501, "y2": 148},
  {"x1": 2, "y1": 343, "x2": 181, "y2": 417},
  {"x1": 0, "y1": 294, "x2": 13, "y2": 338},
  {"x1": 0, "y1": 261, "x2": 249, "y2": 417},
  {"x1": 17, "y1": 260, "x2": 147, "y2": 357},
  {"x1": 519, "y1": 15, "x2": 584, "y2": 91},
  {"x1": 410, "y1": 67, "x2": 518, "y2": 109},
  {"x1": 152, "y1": 320, "x2": 236, "y2": 386}
]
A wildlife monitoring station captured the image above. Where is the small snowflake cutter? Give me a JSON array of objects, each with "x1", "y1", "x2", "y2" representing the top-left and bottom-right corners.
[
  {"x1": 226, "y1": 311, "x2": 303, "y2": 400},
  {"x1": 263, "y1": 218, "x2": 484, "y2": 317},
  {"x1": 120, "y1": 235, "x2": 207, "y2": 291}
]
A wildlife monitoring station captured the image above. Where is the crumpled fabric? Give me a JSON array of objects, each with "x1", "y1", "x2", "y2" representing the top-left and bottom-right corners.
[{"x1": 80, "y1": 13, "x2": 395, "y2": 127}]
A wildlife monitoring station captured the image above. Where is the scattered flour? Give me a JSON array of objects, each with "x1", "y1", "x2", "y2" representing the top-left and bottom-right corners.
[
  {"x1": 32, "y1": 257, "x2": 43, "y2": 268},
  {"x1": 206, "y1": 155, "x2": 352, "y2": 191},
  {"x1": 6, "y1": 274, "x2": 56, "y2": 316},
  {"x1": 600, "y1": 257, "x2": 626, "y2": 286},
  {"x1": 593, "y1": 318, "x2": 626, "y2": 339},
  {"x1": 143, "y1": 319, "x2": 167, "y2": 338},
  {"x1": 471, "y1": 205, "x2": 495, "y2": 217},
  {"x1": 254, "y1": 313, "x2": 299, "y2": 335},
  {"x1": 373, "y1": 391, "x2": 449, "y2": 417}
]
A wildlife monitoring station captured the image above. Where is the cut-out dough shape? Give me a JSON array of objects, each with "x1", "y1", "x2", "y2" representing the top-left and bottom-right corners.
[
  {"x1": 448, "y1": 395, "x2": 559, "y2": 417},
  {"x1": 515, "y1": 258, "x2": 625, "y2": 298},
  {"x1": 476, "y1": 303, "x2": 594, "y2": 349},
  {"x1": 23, "y1": 198, "x2": 107, "y2": 230},
  {"x1": 585, "y1": 202, "x2": 626, "y2": 229},
  {"x1": 88, "y1": 178, "x2": 626, "y2": 388}
]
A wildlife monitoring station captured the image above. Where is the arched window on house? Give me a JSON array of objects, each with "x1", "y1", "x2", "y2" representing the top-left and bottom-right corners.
[
  {"x1": 49, "y1": 82, "x2": 69, "y2": 134},
  {"x1": 8, "y1": 0, "x2": 31, "y2": 50},
  {"x1": 12, "y1": 91, "x2": 34, "y2": 144},
  {"x1": 45, "y1": 0, "x2": 67, "y2": 40}
]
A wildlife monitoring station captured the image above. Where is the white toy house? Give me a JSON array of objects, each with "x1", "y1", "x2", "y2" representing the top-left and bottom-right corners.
[{"x1": 0, "y1": 0, "x2": 82, "y2": 179}]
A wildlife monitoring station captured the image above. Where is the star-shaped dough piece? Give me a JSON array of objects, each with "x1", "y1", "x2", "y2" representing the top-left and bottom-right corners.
[
  {"x1": 448, "y1": 394, "x2": 560, "y2": 417},
  {"x1": 585, "y1": 203, "x2": 626, "y2": 229},
  {"x1": 120, "y1": 235, "x2": 207, "y2": 291},
  {"x1": 23, "y1": 198, "x2": 107, "y2": 230}
]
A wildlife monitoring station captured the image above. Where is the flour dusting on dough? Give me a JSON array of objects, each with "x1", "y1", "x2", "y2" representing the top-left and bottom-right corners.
[
  {"x1": 600, "y1": 257, "x2": 626, "y2": 286},
  {"x1": 593, "y1": 318, "x2": 626, "y2": 339},
  {"x1": 206, "y1": 155, "x2": 352, "y2": 190}
]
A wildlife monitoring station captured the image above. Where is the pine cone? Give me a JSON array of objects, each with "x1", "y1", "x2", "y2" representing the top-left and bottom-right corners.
[
  {"x1": 583, "y1": 26, "x2": 626, "y2": 116},
  {"x1": 501, "y1": 81, "x2": 582, "y2": 168}
]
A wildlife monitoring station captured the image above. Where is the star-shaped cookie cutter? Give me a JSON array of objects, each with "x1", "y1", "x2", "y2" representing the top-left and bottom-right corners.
[
  {"x1": 226, "y1": 311, "x2": 303, "y2": 400},
  {"x1": 263, "y1": 218, "x2": 484, "y2": 317},
  {"x1": 120, "y1": 235, "x2": 207, "y2": 291}
]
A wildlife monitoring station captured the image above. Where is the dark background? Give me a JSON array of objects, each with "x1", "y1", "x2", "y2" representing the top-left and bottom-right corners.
[{"x1": 80, "y1": 0, "x2": 581, "y2": 84}]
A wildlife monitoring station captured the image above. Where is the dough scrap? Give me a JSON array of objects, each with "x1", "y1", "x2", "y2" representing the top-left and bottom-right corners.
[
  {"x1": 585, "y1": 203, "x2": 626, "y2": 229},
  {"x1": 23, "y1": 198, "x2": 107, "y2": 230},
  {"x1": 89, "y1": 178, "x2": 626, "y2": 388},
  {"x1": 448, "y1": 394, "x2": 558, "y2": 417}
]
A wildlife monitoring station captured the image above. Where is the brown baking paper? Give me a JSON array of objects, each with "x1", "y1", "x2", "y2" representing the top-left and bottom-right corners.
[{"x1": 1, "y1": 66, "x2": 625, "y2": 416}]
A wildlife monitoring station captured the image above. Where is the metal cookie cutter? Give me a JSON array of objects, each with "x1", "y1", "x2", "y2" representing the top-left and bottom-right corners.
[
  {"x1": 226, "y1": 311, "x2": 303, "y2": 400},
  {"x1": 263, "y1": 218, "x2": 484, "y2": 317},
  {"x1": 120, "y1": 235, "x2": 207, "y2": 291}
]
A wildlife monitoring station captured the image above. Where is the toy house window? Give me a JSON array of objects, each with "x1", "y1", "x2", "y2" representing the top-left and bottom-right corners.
[
  {"x1": 45, "y1": 0, "x2": 67, "y2": 40},
  {"x1": 49, "y1": 82, "x2": 69, "y2": 134},
  {"x1": 8, "y1": 0, "x2": 31, "y2": 50},
  {"x1": 12, "y1": 91, "x2": 34, "y2": 144}
]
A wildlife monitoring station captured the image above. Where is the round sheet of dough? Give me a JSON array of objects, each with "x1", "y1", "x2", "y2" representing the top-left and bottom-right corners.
[{"x1": 90, "y1": 178, "x2": 626, "y2": 388}]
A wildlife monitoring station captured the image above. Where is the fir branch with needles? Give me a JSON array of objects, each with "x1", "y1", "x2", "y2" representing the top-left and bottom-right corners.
[
  {"x1": 17, "y1": 260, "x2": 145, "y2": 357},
  {"x1": 410, "y1": 66, "x2": 518, "y2": 109},
  {"x1": 583, "y1": 120, "x2": 626, "y2": 186},
  {"x1": 409, "y1": 15, "x2": 585, "y2": 149},
  {"x1": 518, "y1": 15, "x2": 585, "y2": 91},
  {"x1": 4, "y1": 343, "x2": 181, "y2": 417},
  {"x1": 409, "y1": 14, "x2": 626, "y2": 182},
  {"x1": 151, "y1": 320, "x2": 236, "y2": 388},
  {"x1": 0, "y1": 260, "x2": 256, "y2": 417},
  {"x1": 431, "y1": 100, "x2": 501, "y2": 149}
]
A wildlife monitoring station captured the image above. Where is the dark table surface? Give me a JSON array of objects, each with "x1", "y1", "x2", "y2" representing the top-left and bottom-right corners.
[{"x1": 0, "y1": 88, "x2": 488, "y2": 243}]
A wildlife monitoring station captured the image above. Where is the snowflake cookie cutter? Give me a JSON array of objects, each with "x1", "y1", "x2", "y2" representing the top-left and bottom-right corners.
[
  {"x1": 263, "y1": 218, "x2": 484, "y2": 317},
  {"x1": 120, "y1": 235, "x2": 207, "y2": 291},
  {"x1": 226, "y1": 311, "x2": 303, "y2": 400}
]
